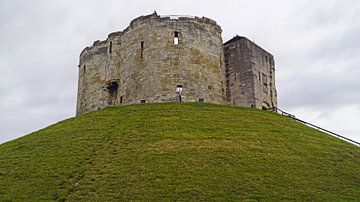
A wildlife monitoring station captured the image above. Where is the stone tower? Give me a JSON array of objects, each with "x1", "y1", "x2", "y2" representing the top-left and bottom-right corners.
[
  {"x1": 76, "y1": 12, "x2": 226, "y2": 115},
  {"x1": 224, "y1": 36, "x2": 277, "y2": 109},
  {"x1": 76, "y1": 13, "x2": 277, "y2": 115}
]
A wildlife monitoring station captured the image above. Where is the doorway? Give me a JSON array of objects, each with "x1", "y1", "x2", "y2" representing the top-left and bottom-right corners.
[{"x1": 107, "y1": 81, "x2": 119, "y2": 105}]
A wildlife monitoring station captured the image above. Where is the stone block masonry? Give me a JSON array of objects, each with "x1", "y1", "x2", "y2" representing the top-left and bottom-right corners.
[
  {"x1": 224, "y1": 36, "x2": 277, "y2": 109},
  {"x1": 76, "y1": 12, "x2": 277, "y2": 115}
]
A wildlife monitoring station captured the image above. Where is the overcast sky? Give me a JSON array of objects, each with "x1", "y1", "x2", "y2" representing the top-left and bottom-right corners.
[{"x1": 1, "y1": 0, "x2": 360, "y2": 144}]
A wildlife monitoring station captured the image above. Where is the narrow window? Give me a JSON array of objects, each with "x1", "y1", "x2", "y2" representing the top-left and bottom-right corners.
[
  {"x1": 120, "y1": 96, "x2": 123, "y2": 104},
  {"x1": 140, "y1": 41, "x2": 144, "y2": 59},
  {"x1": 174, "y1": 31, "x2": 179, "y2": 45},
  {"x1": 262, "y1": 73, "x2": 268, "y2": 93},
  {"x1": 83, "y1": 65, "x2": 86, "y2": 74},
  {"x1": 109, "y1": 41, "x2": 112, "y2": 54},
  {"x1": 262, "y1": 73, "x2": 267, "y2": 85},
  {"x1": 258, "y1": 71, "x2": 261, "y2": 82}
]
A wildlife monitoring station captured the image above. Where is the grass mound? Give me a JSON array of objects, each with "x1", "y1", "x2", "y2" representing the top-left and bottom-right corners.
[{"x1": 0, "y1": 103, "x2": 359, "y2": 201}]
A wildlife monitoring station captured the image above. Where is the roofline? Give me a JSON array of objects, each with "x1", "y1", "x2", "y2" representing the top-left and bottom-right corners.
[
  {"x1": 223, "y1": 35, "x2": 246, "y2": 46},
  {"x1": 223, "y1": 35, "x2": 274, "y2": 57}
]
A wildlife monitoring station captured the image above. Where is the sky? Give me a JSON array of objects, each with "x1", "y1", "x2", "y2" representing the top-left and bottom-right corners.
[{"x1": 1, "y1": 0, "x2": 360, "y2": 144}]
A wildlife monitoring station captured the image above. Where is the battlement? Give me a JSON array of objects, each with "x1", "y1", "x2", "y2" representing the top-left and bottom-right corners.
[
  {"x1": 108, "y1": 31, "x2": 122, "y2": 38},
  {"x1": 79, "y1": 12, "x2": 222, "y2": 66},
  {"x1": 79, "y1": 40, "x2": 108, "y2": 64}
]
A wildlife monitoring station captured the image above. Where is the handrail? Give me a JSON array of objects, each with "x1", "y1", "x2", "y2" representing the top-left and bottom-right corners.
[{"x1": 269, "y1": 107, "x2": 360, "y2": 147}]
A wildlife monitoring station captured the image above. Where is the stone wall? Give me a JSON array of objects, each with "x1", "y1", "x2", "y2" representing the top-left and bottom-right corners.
[
  {"x1": 77, "y1": 40, "x2": 110, "y2": 115},
  {"x1": 76, "y1": 13, "x2": 278, "y2": 115},
  {"x1": 77, "y1": 12, "x2": 226, "y2": 115},
  {"x1": 224, "y1": 36, "x2": 277, "y2": 109}
]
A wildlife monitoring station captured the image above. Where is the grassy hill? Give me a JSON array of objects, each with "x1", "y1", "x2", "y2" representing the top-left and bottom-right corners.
[{"x1": 0, "y1": 103, "x2": 359, "y2": 201}]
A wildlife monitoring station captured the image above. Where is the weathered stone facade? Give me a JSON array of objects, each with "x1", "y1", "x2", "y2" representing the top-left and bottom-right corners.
[
  {"x1": 224, "y1": 36, "x2": 277, "y2": 109},
  {"x1": 76, "y1": 13, "x2": 277, "y2": 115}
]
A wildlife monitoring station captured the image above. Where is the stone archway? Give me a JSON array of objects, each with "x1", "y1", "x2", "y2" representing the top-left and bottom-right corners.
[{"x1": 262, "y1": 101, "x2": 270, "y2": 110}]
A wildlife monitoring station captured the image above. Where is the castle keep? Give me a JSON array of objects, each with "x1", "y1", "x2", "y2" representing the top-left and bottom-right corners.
[{"x1": 76, "y1": 12, "x2": 277, "y2": 115}]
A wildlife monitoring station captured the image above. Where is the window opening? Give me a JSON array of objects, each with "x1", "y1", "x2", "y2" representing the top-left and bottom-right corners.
[
  {"x1": 174, "y1": 31, "x2": 179, "y2": 45},
  {"x1": 141, "y1": 100, "x2": 146, "y2": 104},
  {"x1": 109, "y1": 41, "x2": 112, "y2": 54},
  {"x1": 83, "y1": 65, "x2": 86, "y2": 74},
  {"x1": 120, "y1": 96, "x2": 123, "y2": 104},
  {"x1": 140, "y1": 41, "x2": 144, "y2": 59},
  {"x1": 258, "y1": 71, "x2": 261, "y2": 82},
  {"x1": 262, "y1": 73, "x2": 268, "y2": 93},
  {"x1": 262, "y1": 73, "x2": 267, "y2": 85},
  {"x1": 199, "y1": 98, "x2": 204, "y2": 103}
]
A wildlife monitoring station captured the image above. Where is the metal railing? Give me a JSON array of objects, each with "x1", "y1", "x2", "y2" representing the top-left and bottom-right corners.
[{"x1": 269, "y1": 107, "x2": 360, "y2": 147}]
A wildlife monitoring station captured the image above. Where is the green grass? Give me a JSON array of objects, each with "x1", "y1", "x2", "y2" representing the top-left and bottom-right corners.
[{"x1": 0, "y1": 103, "x2": 359, "y2": 201}]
